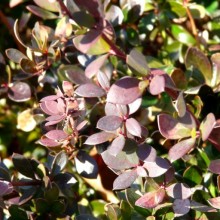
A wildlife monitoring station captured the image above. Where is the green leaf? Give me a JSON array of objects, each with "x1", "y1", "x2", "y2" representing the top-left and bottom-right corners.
[
  {"x1": 50, "y1": 200, "x2": 65, "y2": 216},
  {"x1": 20, "y1": 58, "x2": 37, "y2": 73},
  {"x1": 35, "y1": 198, "x2": 49, "y2": 214},
  {"x1": 105, "y1": 203, "x2": 121, "y2": 220},
  {"x1": 171, "y1": 24, "x2": 196, "y2": 46},
  {"x1": 90, "y1": 200, "x2": 106, "y2": 217},
  {"x1": 183, "y1": 166, "x2": 203, "y2": 186},
  {"x1": 9, "y1": 205, "x2": 28, "y2": 220},
  {"x1": 44, "y1": 183, "x2": 59, "y2": 202},
  {"x1": 12, "y1": 153, "x2": 35, "y2": 178},
  {"x1": 185, "y1": 47, "x2": 212, "y2": 86}
]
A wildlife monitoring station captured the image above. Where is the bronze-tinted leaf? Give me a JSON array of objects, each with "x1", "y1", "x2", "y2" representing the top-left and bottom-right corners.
[
  {"x1": 20, "y1": 58, "x2": 37, "y2": 73},
  {"x1": 113, "y1": 170, "x2": 138, "y2": 190},
  {"x1": 168, "y1": 138, "x2": 196, "y2": 162},
  {"x1": 33, "y1": 0, "x2": 59, "y2": 12},
  {"x1": 107, "y1": 77, "x2": 142, "y2": 104},
  {"x1": 97, "y1": 115, "x2": 122, "y2": 132},
  {"x1": 135, "y1": 188, "x2": 165, "y2": 209},
  {"x1": 6, "y1": 48, "x2": 27, "y2": 63},
  {"x1": 8, "y1": 82, "x2": 31, "y2": 102}
]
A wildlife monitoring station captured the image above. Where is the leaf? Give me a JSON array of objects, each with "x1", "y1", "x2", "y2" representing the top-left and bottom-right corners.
[
  {"x1": 157, "y1": 113, "x2": 196, "y2": 140},
  {"x1": 12, "y1": 153, "x2": 35, "y2": 178},
  {"x1": 173, "y1": 199, "x2": 190, "y2": 217},
  {"x1": 185, "y1": 47, "x2": 212, "y2": 86},
  {"x1": 45, "y1": 130, "x2": 68, "y2": 141},
  {"x1": 6, "y1": 49, "x2": 27, "y2": 63},
  {"x1": 20, "y1": 58, "x2": 37, "y2": 73},
  {"x1": 97, "y1": 115, "x2": 122, "y2": 132},
  {"x1": 72, "y1": 11, "x2": 95, "y2": 28},
  {"x1": 33, "y1": 0, "x2": 59, "y2": 12},
  {"x1": 190, "y1": 200, "x2": 217, "y2": 212},
  {"x1": 0, "y1": 181, "x2": 13, "y2": 196},
  {"x1": 75, "y1": 151, "x2": 98, "y2": 178},
  {"x1": 105, "y1": 5, "x2": 124, "y2": 26},
  {"x1": 126, "y1": 118, "x2": 142, "y2": 137},
  {"x1": 208, "y1": 126, "x2": 220, "y2": 151},
  {"x1": 85, "y1": 54, "x2": 108, "y2": 78},
  {"x1": 166, "y1": 183, "x2": 192, "y2": 200},
  {"x1": 149, "y1": 75, "x2": 165, "y2": 95},
  {"x1": 183, "y1": 166, "x2": 203, "y2": 186},
  {"x1": 75, "y1": 83, "x2": 105, "y2": 97},
  {"x1": 105, "y1": 204, "x2": 121, "y2": 220},
  {"x1": 171, "y1": 24, "x2": 196, "y2": 46},
  {"x1": 85, "y1": 131, "x2": 116, "y2": 145},
  {"x1": 101, "y1": 150, "x2": 138, "y2": 170},
  {"x1": 51, "y1": 151, "x2": 68, "y2": 175},
  {"x1": 200, "y1": 113, "x2": 216, "y2": 141},
  {"x1": 137, "y1": 166, "x2": 148, "y2": 177},
  {"x1": 38, "y1": 137, "x2": 60, "y2": 147},
  {"x1": 143, "y1": 157, "x2": 170, "y2": 177},
  {"x1": 26, "y1": 5, "x2": 58, "y2": 19},
  {"x1": 168, "y1": 138, "x2": 196, "y2": 162},
  {"x1": 97, "y1": 71, "x2": 110, "y2": 91},
  {"x1": 209, "y1": 159, "x2": 220, "y2": 174},
  {"x1": 8, "y1": 82, "x2": 31, "y2": 102},
  {"x1": 126, "y1": 48, "x2": 150, "y2": 76},
  {"x1": 107, "y1": 77, "x2": 142, "y2": 104},
  {"x1": 129, "y1": 98, "x2": 142, "y2": 115},
  {"x1": 175, "y1": 92, "x2": 186, "y2": 117},
  {"x1": 135, "y1": 188, "x2": 165, "y2": 209},
  {"x1": 137, "y1": 144, "x2": 156, "y2": 162},
  {"x1": 108, "y1": 135, "x2": 126, "y2": 156},
  {"x1": 113, "y1": 170, "x2": 138, "y2": 190}
]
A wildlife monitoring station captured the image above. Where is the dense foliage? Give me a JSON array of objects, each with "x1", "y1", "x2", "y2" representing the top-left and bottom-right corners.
[{"x1": 1, "y1": 0, "x2": 220, "y2": 219}]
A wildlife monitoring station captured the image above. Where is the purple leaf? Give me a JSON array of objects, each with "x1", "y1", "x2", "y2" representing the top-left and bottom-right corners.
[
  {"x1": 44, "y1": 101, "x2": 60, "y2": 115},
  {"x1": 45, "y1": 130, "x2": 68, "y2": 141},
  {"x1": 128, "y1": 98, "x2": 142, "y2": 115},
  {"x1": 137, "y1": 144, "x2": 157, "y2": 162},
  {"x1": 168, "y1": 138, "x2": 196, "y2": 162},
  {"x1": 0, "y1": 181, "x2": 13, "y2": 196},
  {"x1": 166, "y1": 183, "x2": 192, "y2": 200},
  {"x1": 208, "y1": 197, "x2": 220, "y2": 209},
  {"x1": 38, "y1": 137, "x2": 60, "y2": 147},
  {"x1": 75, "y1": 83, "x2": 105, "y2": 97},
  {"x1": 149, "y1": 75, "x2": 165, "y2": 95},
  {"x1": 173, "y1": 199, "x2": 190, "y2": 217},
  {"x1": 85, "y1": 54, "x2": 108, "y2": 78},
  {"x1": 113, "y1": 170, "x2": 138, "y2": 190},
  {"x1": 200, "y1": 113, "x2": 216, "y2": 141},
  {"x1": 208, "y1": 126, "x2": 220, "y2": 151},
  {"x1": 97, "y1": 115, "x2": 122, "y2": 132},
  {"x1": 190, "y1": 200, "x2": 217, "y2": 212},
  {"x1": 97, "y1": 71, "x2": 110, "y2": 91},
  {"x1": 6, "y1": 48, "x2": 27, "y2": 63},
  {"x1": 84, "y1": 131, "x2": 116, "y2": 145},
  {"x1": 105, "y1": 102, "x2": 120, "y2": 116},
  {"x1": 45, "y1": 115, "x2": 65, "y2": 122},
  {"x1": 135, "y1": 188, "x2": 165, "y2": 209},
  {"x1": 76, "y1": 120, "x2": 88, "y2": 131},
  {"x1": 108, "y1": 135, "x2": 125, "y2": 156},
  {"x1": 175, "y1": 92, "x2": 186, "y2": 117},
  {"x1": 101, "y1": 150, "x2": 138, "y2": 170},
  {"x1": 143, "y1": 157, "x2": 170, "y2": 177},
  {"x1": 40, "y1": 95, "x2": 59, "y2": 102},
  {"x1": 8, "y1": 82, "x2": 31, "y2": 102},
  {"x1": 126, "y1": 118, "x2": 142, "y2": 137},
  {"x1": 209, "y1": 159, "x2": 220, "y2": 174},
  {"x1": 107, "y1": 77, "x2": 142, "y2": 104},
  {"x1": 137, "y1": 166, "x2": 148, "y2": 177},
  {"x1": 157, "y1": 113, "x2": 196, "y2": 140}
]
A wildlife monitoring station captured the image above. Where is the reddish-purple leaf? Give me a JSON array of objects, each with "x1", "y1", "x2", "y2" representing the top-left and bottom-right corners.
[
  {"x1": 157, "y1": 113, "x2": 196, "y2": 140},
  {"x1": 85, "y1": 54, "x2": 108, "y2": 78},
  {"x1": 97, "y1": 115, "x2": 122, "y2": 132},
  {"x1": 105, "y1": 102, "x2": 120, "y2": 116},
  {"x1": 126, "y1": 118, "x2": 142, "y2": 137},
  {"x1": 113, "y1": 170, "x2": 138, "y2": 190},
  {"x1": 190, "y1": 200, "x2": 217, "y2": 212},
  {"x1": 8, "y1": 82, "x2": 31, "y2": 102},
  {"x1": 175, "y1": 92, "x2": 186, "y2": 117},
  {"x1": 137, "y1": 144, "x2": 156, "y2": 162},
  {"x1": 208, "y1": 126, "x2": 220, "y2": 151},
  {"x1": 200, "y1": 113, "x2": 216, "y2": 141},
  {"x1": 97, "y1": 71, "x2": 110, "y2": 91},
  {"x1": 0, "y1": 181, "x2": 13, "y2": 196},
  {"x1": 101, "y1": 150, "x2": 138, "y2": 170},
  {"x1": 75, "y1": 83, "x2": 105, "y2": 97},
  {"x1": 209, "y1": 159, "x2": 220, "y2": 174},
  {"x1": 45, "y1": 114, "x2": 65, "y2": 122},
  {"x1": 76, "y1": 120, "x2": 88, "y2": 131},
  {"x1": 45, "y1": 130, "x2": 68, "y2": 141},
  {"x1": 143, "y1": 157, "x2": 170, "y2": 177},
  {"x1": 38, "y1": 137, "x2": 60, "y2": 147},
  {"x1": 168, "y1": 138, "x2": 196, "y2": 162},
  {"x1": 107, "y1": 77, "x2": 142, "y2": 104},
  {"x1": 84, "y1": 131, "x2": 116, "y2": 145},
  {"x1": 108, "y1": 135, "x2": 125, "y2": 156},
  {"x1": 116, "y1": 104, "x2": 128, "y2": 117},
  {"x1": 45, "y1": 120, "x2": 63, "y2": 126},
  {"x1": 44, "y1": 101, "x2": 60, "y2": 115},
  {"x1": 135, "y1": 188, "x2": 166, "y2": 209},
  {"x1": 173, "y1": 199, "x2": 190, "y2": 217},
  {"x1": 166, "y1": 183, "x2": 192, "y2": 200},
  {"x1": 40, "y1": 95, "x2": 59, "y2": 102},
  {"x1": 149, "y1": 75, "x2": 165, "y2": 95},
  {"x1": 208, "y1": 197, "x2": 220, "y2": 209},
  {"x1": 128, "y1": 98, "x2": 142, "y2": 115}
]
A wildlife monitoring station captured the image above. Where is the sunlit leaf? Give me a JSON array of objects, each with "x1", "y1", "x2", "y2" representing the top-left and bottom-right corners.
[
  {"x1": 97, "y1": 115, "x2": 122, "y2": 132},
  {"x1": 105, "y1": 5, "x2": 124, "y2": 26},
  {"x1": 6, "y1": 49, "x2": 27, "y2": 63},
  {"x1": 33, "y1": 0, "x2": 59, "y2": 12},
  {"x1": 45, "y1": 130, "x2": 68, "y2": 141},
  {"x1": 107, "y1": 77, "x2": 142, "y2": 104},
  {"x1": 174, "y1": 92, "x2": 186, "y2": 117},
  {"x1": 75, "y1": 83, "x2": 105, "y2": 97},
  {"x1": 0, "y1": 181, "x2": 13, "y2": 196},
  {"x1": 149, "y1": 75, "x2": 165, "y2": 95},
  {"x1": 108, "y1": 135, "x2": 125, "y2": 156},
  {"x1": 51, "y1": 151, "x2": 68, "y2": 175},
  {"x1": 166, "y1": 183, "x2": 192, "y2": 200},
  {"x1": 168, "y1": 138, "x2": 196, "y2": 162},
  {"x1": 113, "y1": 170, "x2": 138, "y2": 190},
  {"x1": 173, "y1": 199, "x2": 190, "y2": 217},
  {"x1": 200, "y1": 113, "x2": 216, "y2": 141},
  {"x1": 135, "y1": 188, "x2": 165, "y2": 209},
  {"x1": 190, "y1": 200, "x2": 217, "y2": 212},
  {"x1": 126, "y1": 118, "x2": 142, "y2": 137},
  {"x1": 137, "y1": 144, "x2": 156, "y2": 162},
  {"x1": 208, "y1": 197, "x2": 220, "y2": 209}
]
